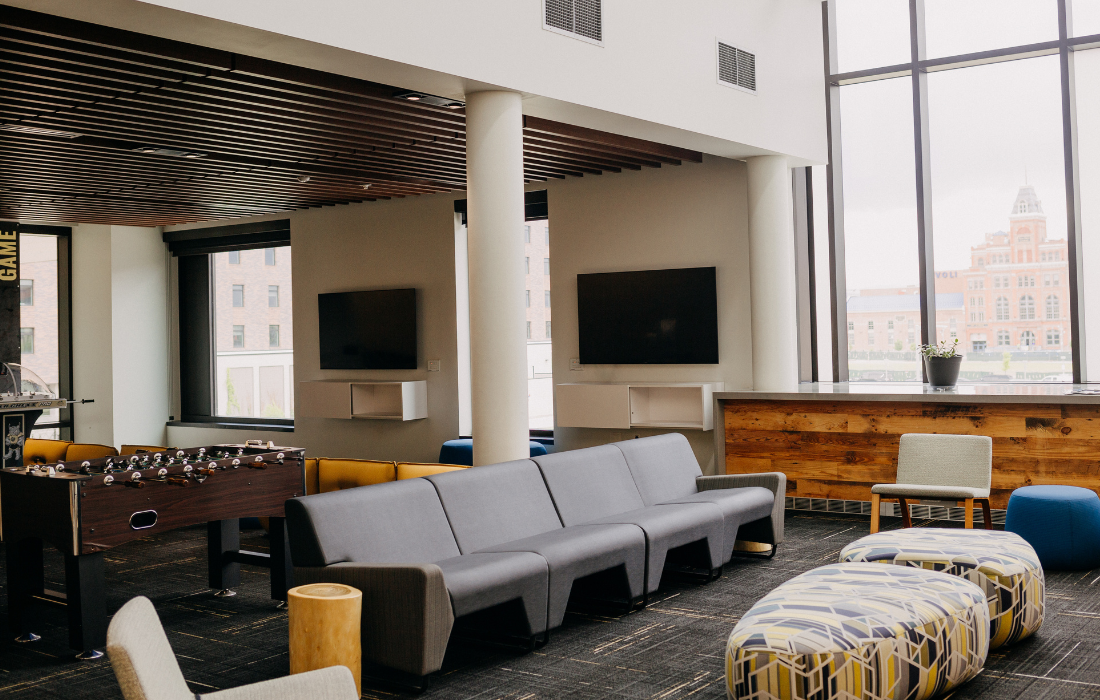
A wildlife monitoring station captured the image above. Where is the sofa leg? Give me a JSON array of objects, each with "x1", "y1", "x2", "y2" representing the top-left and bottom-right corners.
[
  {"x1": 964, "y1": 498, "x2": 975, "y2": 529},
  {"x1": 870, "y1": 494, "x2": 881, "y2": 533}
]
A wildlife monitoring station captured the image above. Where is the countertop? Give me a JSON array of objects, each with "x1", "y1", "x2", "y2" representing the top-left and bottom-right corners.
[{"x1": 714, "y1": 382, "x2": 1100, "y2": 404}]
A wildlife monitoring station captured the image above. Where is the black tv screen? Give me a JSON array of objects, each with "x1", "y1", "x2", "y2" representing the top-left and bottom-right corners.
[
  {"x1": 318, "y1": 289, "x2": 417, "y2": 369},
  {"x1": 577, "y1": 267, "x2": 718, "y2": 364}
]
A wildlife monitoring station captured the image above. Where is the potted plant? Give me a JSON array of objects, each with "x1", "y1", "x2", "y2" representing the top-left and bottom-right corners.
[{"x1": 920, "y1": 338, "x2": 963, "y2": 388}]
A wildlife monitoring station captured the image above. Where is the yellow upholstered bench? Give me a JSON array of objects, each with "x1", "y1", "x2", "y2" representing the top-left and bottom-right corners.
[
  {"x1": 396, "y1": 462, "x2": 470, "y2": 480},
  {"x1": 23, "y1": 438, "x2": 71, "y2": 465},
  {"x1": 23, "y1": 439, "x2": 119, "y2": 465},
  {"x1": 317, "y1": 459, "x2": 397, "y2": 493}
]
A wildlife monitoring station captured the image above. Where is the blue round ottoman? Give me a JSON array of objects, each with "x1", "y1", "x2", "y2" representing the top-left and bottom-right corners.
[
  {"x1": 438, "y1": 438, "x2": 548, "y2": 466},
  {"x1": 1005, "y1": 485, "x2": 1100, "y2": 571}
]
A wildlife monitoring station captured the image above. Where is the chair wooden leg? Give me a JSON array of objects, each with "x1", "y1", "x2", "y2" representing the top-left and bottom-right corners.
[
  {"x1": 964, "y1": 498, "x2": 974, "y2": 529},
  {"x1": 898, "y1": 498, "x2": 913, "y2": 528},
  {"x1": 978, "y1": 498, "x2": 992, "y2": 529},
  {"x1": 870, "y1": 493, "x2": 881, "y2": 533}
]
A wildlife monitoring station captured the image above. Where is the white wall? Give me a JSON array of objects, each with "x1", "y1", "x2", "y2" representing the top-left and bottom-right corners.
[
  {"x1": 14, "y1": 0, "x2": 827, "y2": 165},
  {"x1": 72, "y1": 224, "x2": 170, "y2": 448},
  {"x1": 72, "y1": 225, "x2": 115, "y2": 445},
  {"x1": 546, "y1": 155, "x2": 752, "y2": 474},
  {"x1": 167, "y1": 192, "x2": 463, "y2": 461}
]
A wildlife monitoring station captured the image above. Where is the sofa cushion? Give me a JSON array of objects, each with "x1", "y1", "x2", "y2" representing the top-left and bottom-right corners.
[
  {"x1": 584, "y1": 503, "x2": 726, "y2": 593},
  {"x1": 286, "y1": 479, "x2": 460, "y2": 567},
  {"x1": 318, "y1": 458, "x2": 396, "y2": 493},
  {"x1": 66, "y1": 443, "x2": 119, "y2": 462},
  {"x1": 434, "y1": 552, "x2": 549, "y2": 633},
  {"x1": 426, "y1": 460, "x2": 563, "y2": 554},
  {"x1": 534, "y1": 445, "x2": 644, "y2": 525},
  {"x1": 479, "y1": 523, "x2": 647, "y2": 628},
  {"x1": 614, "y1": 433, "x2": 702, "y2": 505},
  {"x1": 659, "y1": 486, "x2": 775, "y2": 560}
]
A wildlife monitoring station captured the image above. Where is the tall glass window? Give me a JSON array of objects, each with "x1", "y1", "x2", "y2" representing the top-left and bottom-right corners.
[
  {"x1": 20, "y1": 233, "x2": 62, "y2": 436},
  {"x1": 213, "y1": 247, "x2": 294, "y2": 417},
  {"x1": 839, "y1": 77, "x2": 923, "y2": 381},
  {"x1": 929, "y1": 56, "x2": 1069, "y2": 381},
  {"x1": 924, "y1": 0, "x2": 1058, "y2": 58},
  {"x1": 825, "y1": 0, "x2": 1089, "y2": 384}
]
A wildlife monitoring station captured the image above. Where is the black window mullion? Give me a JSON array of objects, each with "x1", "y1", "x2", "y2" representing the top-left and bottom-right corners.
[
  {"x1": 910, "y1": 0, "x2": 937, "y2": 365},
  {"x1": 823, "y1": 0, "x2": 850, "y2": 382},
  {"x1": 1059, "y1": 0, "x2": 1086, "y2": 382}
]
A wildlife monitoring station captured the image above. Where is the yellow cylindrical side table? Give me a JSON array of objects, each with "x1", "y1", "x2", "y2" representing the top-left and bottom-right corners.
[{"x1": 288, "y1": 583, "x2": 362, "y2": 696}]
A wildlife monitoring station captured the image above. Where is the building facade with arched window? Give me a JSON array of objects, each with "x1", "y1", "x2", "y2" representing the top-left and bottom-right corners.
[{"x1": 957, "y1": 185, "x2": 1069, "y2": 352}]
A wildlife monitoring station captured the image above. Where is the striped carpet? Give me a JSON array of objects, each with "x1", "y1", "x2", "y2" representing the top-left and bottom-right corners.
[{"x1": 1, "y1": 512, "x2": 1098, "y2": 699}]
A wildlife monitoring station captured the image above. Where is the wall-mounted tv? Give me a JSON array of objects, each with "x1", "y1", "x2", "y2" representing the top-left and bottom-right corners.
[
  {"x1": 577, "y1": 267, "x2": 718, "y2": 365},
  {"x1": 318, "y1": 289, "x2": 417, "y2": 369}
]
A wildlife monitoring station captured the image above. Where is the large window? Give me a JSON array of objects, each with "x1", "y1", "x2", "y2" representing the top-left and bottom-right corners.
[
  {"x1": 214, "y1": 248, "x2": 293, "y2": 418},
  {"x1": 17, "y1": 229, "x2": 71, "y2": 439},
  {"x1": 524, "y1": 218, "x2": 552, "y2": 430},
  {"x1": 821, "y1": 0, "x2": 1096, "y2": 383}
]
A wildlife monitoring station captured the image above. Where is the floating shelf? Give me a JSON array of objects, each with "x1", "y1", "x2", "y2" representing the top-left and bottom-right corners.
[
  {"x1": 555, "y1": 382, "x2": 723, "y2": 431},
  {"x1": 298, "y1": 380, "x2": 427, "y2": 421}
]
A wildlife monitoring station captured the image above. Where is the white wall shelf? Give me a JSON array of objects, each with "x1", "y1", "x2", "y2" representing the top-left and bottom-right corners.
[
  {"x1": 298, "y1": 380, "x2": 427, "y2": 421},
  {"x1": 555, "y1": 382, "x2": 723, "y2": 431}
]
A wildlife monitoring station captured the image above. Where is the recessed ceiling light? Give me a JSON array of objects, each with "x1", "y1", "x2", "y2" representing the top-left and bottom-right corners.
[
  {"x1": 0, "y1": 124, "x2": 81, "y2": 138},
  {"x1": 297, "y1": 175, "x2": 311, "y2": 183},
  {"x1": 392, "y1": 90, "x2": 465, "y2": 109},
  {"x1": 133, "y1": 146, "x2": 206, "y2": 158}
]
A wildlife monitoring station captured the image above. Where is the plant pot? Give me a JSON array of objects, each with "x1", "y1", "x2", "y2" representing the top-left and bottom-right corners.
[{"x1": 924, "y1": 355, "x2": 963, "y2": 388}]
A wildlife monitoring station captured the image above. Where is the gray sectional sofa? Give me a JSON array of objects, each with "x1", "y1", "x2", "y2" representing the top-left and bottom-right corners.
[{"x1": 285, "y1": 433, "x2": 784, "y2": 679}]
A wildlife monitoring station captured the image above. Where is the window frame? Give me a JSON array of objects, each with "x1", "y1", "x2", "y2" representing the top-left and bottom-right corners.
[
  {"x1": 817, "y1": 0, "x2": 1094, "y2": 382},
  {"x1": 12, "y1": 225, "x2": 74, "y2": 439},
  {"x1": 170, "y1": 219, "x2": 292, "y2": 430}
]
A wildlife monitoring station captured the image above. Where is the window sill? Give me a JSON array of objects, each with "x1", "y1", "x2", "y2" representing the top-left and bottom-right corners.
[{"x1": 167, "y1": 419, "x2": 294, "y2": 433}]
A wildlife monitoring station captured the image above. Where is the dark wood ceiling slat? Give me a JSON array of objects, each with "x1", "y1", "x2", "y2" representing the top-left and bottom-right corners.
[{"x1": 0, "y1": 5, "x2": 700, "y2": 225}]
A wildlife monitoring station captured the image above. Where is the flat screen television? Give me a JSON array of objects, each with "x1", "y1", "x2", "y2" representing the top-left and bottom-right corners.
[
  {"x1": 318, "y1": 289, "x2": 417, "y2": 369},
  {"x1": 577, "y1": 267, "x2": 718, "y2": 364}
]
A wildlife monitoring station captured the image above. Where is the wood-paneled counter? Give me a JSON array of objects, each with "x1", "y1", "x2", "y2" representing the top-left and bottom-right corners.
[{"x1": 716, "y1": 384, "x2": 1100, "y2": 508}]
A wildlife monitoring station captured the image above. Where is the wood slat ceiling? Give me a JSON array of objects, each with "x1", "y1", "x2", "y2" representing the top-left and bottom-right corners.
[{"x1": 0, "y1": 5, "x2": 703, "y2": 226}]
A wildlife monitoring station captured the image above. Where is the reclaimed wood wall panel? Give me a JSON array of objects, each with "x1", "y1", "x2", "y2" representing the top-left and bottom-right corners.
[{"x1": 722, "y1": 399, "x2": 1100, "y2": 508}]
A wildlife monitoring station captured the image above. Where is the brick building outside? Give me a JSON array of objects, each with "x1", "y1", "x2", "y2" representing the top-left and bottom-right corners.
[{"x1": 847, "y1": 185, "x2": 1072, "y2": 382}]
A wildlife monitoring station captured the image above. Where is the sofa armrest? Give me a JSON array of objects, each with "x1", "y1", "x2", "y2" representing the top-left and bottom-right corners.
[
  {"x1": 201, "y1": 665, "x2": 357, "y2": 700},
  {"x1": 294, "y1": 563, "x2": 454, "y2": 677},
  {"x1": 697, "y1": 472, "x2": 787, "y2": 544}
]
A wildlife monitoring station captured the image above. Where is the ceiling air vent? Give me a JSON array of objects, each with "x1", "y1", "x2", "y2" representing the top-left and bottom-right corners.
[
  {"x1": 717, "y1": 40, "x2": 756, "y2": 94},
  {"x1": 543, "y1": 0, "x2": 603, "y2": 45}
]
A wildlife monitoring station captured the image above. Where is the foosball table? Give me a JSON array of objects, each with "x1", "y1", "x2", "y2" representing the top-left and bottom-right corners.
[{"x1": 1, "y1": 442, "x2": 305, "y2": 658}]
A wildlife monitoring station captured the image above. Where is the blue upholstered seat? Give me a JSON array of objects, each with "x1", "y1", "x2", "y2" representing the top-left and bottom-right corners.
[
  {"x1": 1005, "y1": 485, "x2": 1100, "y2": 571},
  {"x1": 438, "y1": 438, "x2": 547, "y2": 466}
]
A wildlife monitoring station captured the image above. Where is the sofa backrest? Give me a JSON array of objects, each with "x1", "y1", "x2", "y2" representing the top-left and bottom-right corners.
[
  {"x1": 426, "y1": 459, "x2": 562, "y2": 553},
  {"x1": 614, "y1": 433, "x2": 702, "y2": 505},
  {"x1": 285, "y1": 478, "x2": 460, "y2": 567},
  {"x1": 534, "y1": 444, "x2": 645, "y2": 525}
]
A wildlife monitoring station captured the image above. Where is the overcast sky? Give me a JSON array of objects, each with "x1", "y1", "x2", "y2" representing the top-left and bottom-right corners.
[{"x1": 829, "y1": 0, "x2": 1100, "y2": 290}]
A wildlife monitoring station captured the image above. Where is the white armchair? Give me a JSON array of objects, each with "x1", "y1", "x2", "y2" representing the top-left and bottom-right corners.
[
  {"x1": 870, "y1": 433, "x2": 993, "y2": 533},
  {"x1": 106, "y1": 596, "x2": 358, "y2": 700}
]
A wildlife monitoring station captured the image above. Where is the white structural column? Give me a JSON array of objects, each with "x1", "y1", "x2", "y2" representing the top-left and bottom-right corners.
[
  {"x1": 465, "y1": 91, "x2": 530, "y2": 465},
  {"x1": 747, "y1": 155, "x2": 799, "y2": 391}
]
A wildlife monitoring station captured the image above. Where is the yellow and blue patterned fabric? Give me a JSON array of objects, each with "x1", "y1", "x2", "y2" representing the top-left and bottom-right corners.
[
  {"x1": 726, "y1": 563, "x2": 988, "y2": 700},
  {"x1": 839, "y1": 528, "x2": 1043, "y2": 648}
]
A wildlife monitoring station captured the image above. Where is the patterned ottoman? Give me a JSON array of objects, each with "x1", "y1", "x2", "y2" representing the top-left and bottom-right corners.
[
  {"x1": 726, "y1": 563, "x2": 988, "y2": 700},
  {"x1": 839, "y1": 529, "x2": 1044, "y2": 648}
]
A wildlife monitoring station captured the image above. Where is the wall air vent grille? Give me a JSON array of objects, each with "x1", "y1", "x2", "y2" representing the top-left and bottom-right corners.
[
  {"x1": 544, "y1": 0, "x2": 603, "y2": 44},
  {"x1": 717, "y1": 41, "x2": 756, "y2": 93}
]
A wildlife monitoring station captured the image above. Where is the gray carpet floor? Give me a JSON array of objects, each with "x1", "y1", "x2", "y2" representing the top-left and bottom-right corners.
[{"x1": 2, "y1": 511, "x2": 1098, "y2": 699}]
